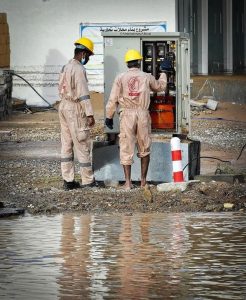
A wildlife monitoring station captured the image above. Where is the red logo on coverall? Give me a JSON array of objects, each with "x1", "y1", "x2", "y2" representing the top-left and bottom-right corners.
[{"x1": 128, "y1": 77, "x2": 140, "y2": 96}]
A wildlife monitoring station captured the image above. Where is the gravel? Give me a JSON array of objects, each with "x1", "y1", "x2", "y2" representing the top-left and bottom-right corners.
[
  {"x1": 191, "y1": 119, "x2": 246, "y2": 151},
  {"x1": 0, "y1": 109, "x2": 245, "y2": 216}
]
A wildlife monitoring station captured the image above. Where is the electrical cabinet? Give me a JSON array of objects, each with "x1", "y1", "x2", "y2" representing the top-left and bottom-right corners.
[
  {"x1": 92, "y1": 32, "x2": 200, "y2": 183},
  {"x1": 103, "y1": 32, "x2": 190, "y2": 136}
]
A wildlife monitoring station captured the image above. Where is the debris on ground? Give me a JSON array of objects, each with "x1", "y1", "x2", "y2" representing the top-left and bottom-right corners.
[{"x1": 0, "y1": 101, "x2": 245, "y2": 215}]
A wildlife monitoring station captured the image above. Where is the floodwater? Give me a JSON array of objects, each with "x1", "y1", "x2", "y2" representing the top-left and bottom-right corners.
[{"x1": 0, "y1": 213, "x2": 245, "y2": 300}]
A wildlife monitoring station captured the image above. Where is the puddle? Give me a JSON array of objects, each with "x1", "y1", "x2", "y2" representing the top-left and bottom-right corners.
[{"x1": 0, "y1": 212, "x2": 245, "y2": 299}]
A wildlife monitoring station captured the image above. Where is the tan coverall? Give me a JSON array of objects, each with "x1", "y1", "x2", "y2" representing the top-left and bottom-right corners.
[
  {"x1": 58, "y1": 59, "x2": 94, "y2": 184},
  {"x1": 106, "y1": 68, "x2": 167, "y2": 165}
]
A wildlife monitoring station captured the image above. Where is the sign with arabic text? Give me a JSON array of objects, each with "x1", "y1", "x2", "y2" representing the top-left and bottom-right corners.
[{"x1": 79, "y1": 22, "x2": 167, "y2": 92}]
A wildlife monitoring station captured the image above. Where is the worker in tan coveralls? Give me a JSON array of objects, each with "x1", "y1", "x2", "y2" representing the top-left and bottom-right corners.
[
  {"x1": 58, "y1": 37, "x2": 95, "y2": 190},
  {"x1": 105, "y1": 49, "x2": 167, "y2": 190}
]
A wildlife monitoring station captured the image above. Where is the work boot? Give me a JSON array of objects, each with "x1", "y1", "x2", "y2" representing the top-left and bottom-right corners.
[
  {"x1": 63, "y1": 180, "x2": 81, "y2": 191},
  {"x1": 81, "y1": 181, "x2": 97, "y2": 188}
]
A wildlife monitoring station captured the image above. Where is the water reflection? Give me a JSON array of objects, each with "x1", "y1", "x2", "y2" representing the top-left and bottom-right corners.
[
  {"x1": 0, "y1": 215, "x2": 61, "y2": 300},
  {"x1": 59, "y1": 215, "x2": 91, "y2": 299},
  {"x1": 0, "y1": 213, "x2": 245, "y2": 299}
]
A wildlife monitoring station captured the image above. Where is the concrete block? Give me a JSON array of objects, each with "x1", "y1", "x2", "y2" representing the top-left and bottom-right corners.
[
  {"x1": 157, "y1": 182, "x2": 189, "y2": 192},
  {"x1": 224, "y1": 203, "x2": 235, "y2": 209},
  {"x1": 206, "y1": 99, "x2": 218, "y2": 110},
  {"x1": 157, "y1": 179, "x2": 200, "y2": 192},
  {"x1": 93, "y1": 140, "x2": 201, "y2": 182},
  {"x1": 104, "y1": 179, "x2": 119, "y2": 188}
]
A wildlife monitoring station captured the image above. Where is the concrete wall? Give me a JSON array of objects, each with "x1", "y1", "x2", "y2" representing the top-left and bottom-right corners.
[
  {"x1": 191, "y1": 76, "x2": 246, "y2": 104},
  {"x1": 0, "y1": 0, "x2": 176, "y2": 106}
]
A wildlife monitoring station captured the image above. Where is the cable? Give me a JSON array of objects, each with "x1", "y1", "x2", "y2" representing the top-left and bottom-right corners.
[
  {"x1": 236, "y1": 143, "x2": 246, "y2": 161},
  {"x1": 182, "y1": 156, "x2": 231, "y2": 172},
  {"x1": 183, "y1": 142, "x2": 246, "y2": 172},
  {"x1": 10, "y1": 71, "x2": 56, "y2": 109}
]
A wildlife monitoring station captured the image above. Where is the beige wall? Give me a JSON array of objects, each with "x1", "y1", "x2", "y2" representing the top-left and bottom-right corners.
[{"x1": 1, "y1": 0, "x2": 176, "y2": 105}]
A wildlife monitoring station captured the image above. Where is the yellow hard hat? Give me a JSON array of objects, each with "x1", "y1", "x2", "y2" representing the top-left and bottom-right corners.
[
  {"x1": 74, "y1": 37, "x2": 94, "y2": 55},
  {"x1": 125, "y1": 49, "x2": 143, "y2": 62}
]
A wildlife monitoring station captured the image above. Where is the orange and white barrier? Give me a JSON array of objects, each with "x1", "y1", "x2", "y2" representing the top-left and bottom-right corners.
[{"x1": 171, "y1": 137, "x2": 184, "y2": 182}]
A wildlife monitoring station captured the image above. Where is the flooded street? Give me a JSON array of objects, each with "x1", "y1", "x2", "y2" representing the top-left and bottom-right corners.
[{"x1": 0, "y1": 212, "x2": 245, "y2": 299}]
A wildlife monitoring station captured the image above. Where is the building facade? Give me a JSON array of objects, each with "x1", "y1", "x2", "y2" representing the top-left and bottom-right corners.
[
  {"x1": 0, "y1": 0, "x2": 245, "y2": 105},
  {"x1": 177, "y1": 0, "x2": 246, "y2": 75}
]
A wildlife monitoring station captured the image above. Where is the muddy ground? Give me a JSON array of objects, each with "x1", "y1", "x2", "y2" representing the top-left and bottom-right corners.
[{"x1": 0, "y1": 98, "x2": 245, "y2": 215}]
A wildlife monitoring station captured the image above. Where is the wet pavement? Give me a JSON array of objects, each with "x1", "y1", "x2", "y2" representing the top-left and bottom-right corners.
[{"x1": 0, "y1": 212, "x2": 245, "y2": 299}]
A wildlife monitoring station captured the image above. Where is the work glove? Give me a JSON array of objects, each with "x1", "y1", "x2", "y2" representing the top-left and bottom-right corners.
[
  {"x1": 160, "y1": 59, "x2": 173, "y2": 73},
  {"x1": 105, "y1": 118, "x2": 113, "y2": 130}
]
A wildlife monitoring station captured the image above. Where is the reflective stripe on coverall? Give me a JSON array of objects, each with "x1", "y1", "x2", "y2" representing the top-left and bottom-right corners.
[
  {"x1": 106, "y1": 68, "x2": 167, "y2": 165},
  {"x1": 58, "y1": 59, "x2": 94, "y2": 184}
]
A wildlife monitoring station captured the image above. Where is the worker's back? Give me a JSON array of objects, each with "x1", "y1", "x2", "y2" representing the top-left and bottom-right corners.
[{"x1": 117, "y1": 68, "x2": 166, "y2": 110}]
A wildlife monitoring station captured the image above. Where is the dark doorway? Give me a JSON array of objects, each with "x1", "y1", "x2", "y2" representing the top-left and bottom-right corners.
[
  {"x1": 192, "y1": 0, "x2": 199, "y2": 74},
  {"x1": 233, "y1": 0, "x2": 245, "y2": 73},
  {"x1": 208, "y1": 0, "x2": 224, "y2": 73}
]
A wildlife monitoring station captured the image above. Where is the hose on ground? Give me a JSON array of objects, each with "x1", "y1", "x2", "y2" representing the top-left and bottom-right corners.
[{"x1": 10, "y1": 71, "x2": 56, "y2": 110}]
